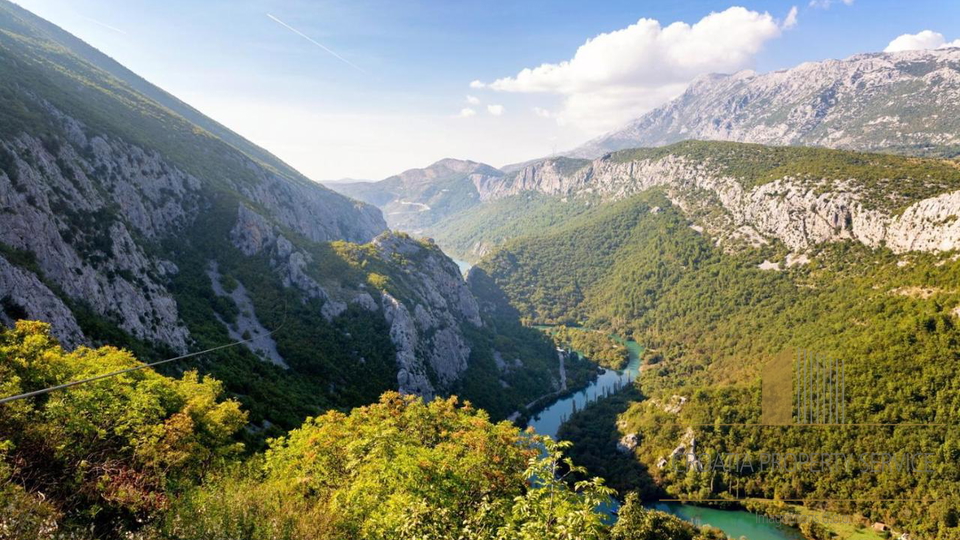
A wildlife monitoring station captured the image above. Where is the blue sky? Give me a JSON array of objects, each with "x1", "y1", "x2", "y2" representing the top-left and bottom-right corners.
[{"x1": 10, "y1": 0, "x2": 960, "y2": 180}]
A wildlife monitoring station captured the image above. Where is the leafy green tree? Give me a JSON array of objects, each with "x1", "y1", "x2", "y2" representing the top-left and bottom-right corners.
[
  {"x1": 495, "y1": 439, "x2": 615, "y2": 540},
  {"x1": 0, "y1": 321, "x2": 246, "y2": 535},
  {"x1": 166, "y1": 393, "x2": 615, "y2": 540}
]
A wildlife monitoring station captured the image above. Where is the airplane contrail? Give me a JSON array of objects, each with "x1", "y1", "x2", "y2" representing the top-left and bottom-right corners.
[
  {"x1": 266, "y1": 13, "x2": 366, "y2": 74},
  {"x1": 81, "y1": 15, "x2": 127, "y2": 35}
]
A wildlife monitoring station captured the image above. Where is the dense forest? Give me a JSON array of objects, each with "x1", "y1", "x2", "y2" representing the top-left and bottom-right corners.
[
  {"x1": 545, "y1": 325, "x2": 630, "y2": 370},
  {"x1": 1, "y1": 321, "x2": 730, "y2": 540},
  {"x1": 481, "y1": 191, "x2": 960, "y2": 538}
]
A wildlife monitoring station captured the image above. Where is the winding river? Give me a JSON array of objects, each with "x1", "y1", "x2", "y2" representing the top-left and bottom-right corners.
[
  {"x1": 527, "y1": 338, "x2": 642, "y2": 440},
  {"x1": 525, "y1": 336, "x2": 805, "y2": 540},
  {"x1": 442, "y1": 253, "x2": 810, "y2": 540}
]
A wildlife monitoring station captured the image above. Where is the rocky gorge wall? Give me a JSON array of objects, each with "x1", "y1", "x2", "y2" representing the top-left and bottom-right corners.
[{"x1": 474, "y1": 153, "x2": 960, "y2": 255}]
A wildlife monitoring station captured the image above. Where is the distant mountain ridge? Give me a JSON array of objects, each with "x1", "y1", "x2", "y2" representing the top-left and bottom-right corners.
[
  {"x1": 328, "y1": 158, "x2": 504, "y2": 233},
  {"x1": 569, "y1": 49, "x2": 960, "y2": 159},
  {"x1": 429, "y1": 141, "x2": 960, "y2": 259}
]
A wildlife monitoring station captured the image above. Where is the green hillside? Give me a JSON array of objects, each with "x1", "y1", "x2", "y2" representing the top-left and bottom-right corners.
[
  {"x1": 479, "y1": 191, "x2": 960, "y2": 537},
  {"x1": 427, "y1": 192, "x2": 596, "y2": 262},
  {"x1": 0, "y1": 0, "x2": 566, "y2": 434}
]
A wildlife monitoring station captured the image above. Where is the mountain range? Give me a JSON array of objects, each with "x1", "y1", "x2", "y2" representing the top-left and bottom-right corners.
[
  {"x1": 570, "y1": 49, "x2": 960, "y2": 159},
  {"x1": 330, "y1": 49, "x2": 960, "y2": 261},
  {"x1": 3, "y1": 1, "x2": 960, "y2": 538},
  {"x1": 327, "y1": 158, "x2": 504, "y2": 233}
]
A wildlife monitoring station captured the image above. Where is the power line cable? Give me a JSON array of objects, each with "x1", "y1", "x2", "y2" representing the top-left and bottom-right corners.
[{"x1": 0, "y1": 299, "x2": 287, "y2": 405}]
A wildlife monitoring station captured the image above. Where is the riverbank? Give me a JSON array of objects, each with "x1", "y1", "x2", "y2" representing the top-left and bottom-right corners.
[
  {"x1": 651, "y1": 499, "x2": 889, "y2": 540},
  {"x1": 526, "y1": 338, "x2": 642, "y2": 440}
]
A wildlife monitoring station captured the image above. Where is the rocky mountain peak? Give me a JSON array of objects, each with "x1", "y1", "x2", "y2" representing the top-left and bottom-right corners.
[{"x1": 569, "y1": 48, "x2": 960, "y2": 159}]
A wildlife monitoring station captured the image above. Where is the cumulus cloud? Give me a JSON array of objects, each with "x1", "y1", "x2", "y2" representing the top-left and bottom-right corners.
[
  {"x1": 809, "y1": 0, "x2": 853, "y2": 8},
  {"x1": 885, "y1": 30, "x2": 960, "y2": 52},
  {"x1": 465, "y1": 95, "x2": 480, "y2": 105},
  {"x1": 474, "y1": 7, "x2": 789, "y2": 134},
  {"x1": 487, "y1": 104, "x2": 504, "y2": 116},
  {"x1": 457, "y1": 108, "x2": 476, "y2": 118}
]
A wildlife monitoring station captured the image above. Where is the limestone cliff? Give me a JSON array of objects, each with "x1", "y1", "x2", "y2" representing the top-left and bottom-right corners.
[{"x1": 474, "y1": 143, "x2": 960, "y2": 255}]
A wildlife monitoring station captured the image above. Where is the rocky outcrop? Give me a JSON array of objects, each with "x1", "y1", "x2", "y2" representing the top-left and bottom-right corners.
[
  {"x1": 473, "y1": 158, "x2": 590, "y2": 202},
  {"x1": 373, "y1": 233, "x2": 483, "y2": 395},
  {"x1": 0, "y1": 130, "x2": 193, "y2": 350},
  {"x1": 617, "y1": 433, "x2": 639, "y2": 454},
  {"x1": 571, "y1": 48, "x2": 960, "y2": 158},
  {"x1": 381, "y1": 291, "x2": 434, "y2": 397},
  {"x1": 236, "y1": 159, "x2": 384, "y2": 244},
  {"x1": 476, "y1": 151, "x2": 960, "y2": 255},
  {"x1": 206, "y1": 261, "x2": 287, "y2": 368},
  {"x1": 0, "y1": 95, "x2": 385, "y2": 352},
  {"x1": 657, "y1": 427, "x2": 701, "y2": 471},
  {"x1": 229, "y1": 203, "x2": 356, "y2": 321},
  {"x1": 0, "y1": 255, "x2": 84, "y2": 348}
]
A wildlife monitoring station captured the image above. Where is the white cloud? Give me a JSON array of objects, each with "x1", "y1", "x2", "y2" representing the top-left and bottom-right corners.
[
  {"x1": 487, "y1": 104, "x2": 504, "y2": 116},
  {"x1": 784, "y1": 6, "x2": 799, "y2": 30},
  {"x1": 469, "y1": 80, "x2": 485, "y2": 89},
  {"x1": 809, "y1": 0, "x2": 853, "y2": 8},
  {"x1": 465, "y1": 95, "x2": 480, "y2": 105},
  {"x1": 532, "y1": 107, "x2": 553, "y2": 118},
  {"x1": 475, "y1": 7, "x2": 787, "y2": 134},
  {"x1": 458, "y1": 107, "x2": 477, "y2": 118},
  {"x1": 884, "y1": 30, "x2": 960, "y2": 52}
]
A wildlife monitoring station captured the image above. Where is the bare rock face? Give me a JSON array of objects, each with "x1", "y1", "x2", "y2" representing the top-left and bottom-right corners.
[
  {"x1": 229, "y1": 203, "x2": 337, "y2": 314},
  {"x1": 473, "y1": 159, "x2": 590, "y2": 202},
  {"x1": 617, "y1": 433, "x2": 639, "y2": 454},
  {"x1": 0, "y1": 132, "x2": 193, "y2": 351},
  {"x1": 0, "y1": 255, "x2": 84, "y2": 348},
  {"x1": 381, "y1": 291, "x2": 434, "y2": 398},
  {"x1": 0, "y1": 98, "x2": 386, "y2": 353},
  {"x1": 206, "y1": 261, "x2": 287, "y2": 368},
  {"x1": 571, "y1": 49, "x2": 960, "y2": 159},
  {"x1": 236, "y1": 159, "x2": 385, "y2": 244},
  {"x1": 478, "y1": 152, "x2": 960, "y2": 255},
  {"x1": 373, "y1": 233, "x2": 484, "y2": 394}
]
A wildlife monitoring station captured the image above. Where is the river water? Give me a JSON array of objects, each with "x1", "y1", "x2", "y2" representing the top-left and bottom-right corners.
[
  {"x1": 524, "y1": 336, "x2": 805, "y2": 540},
  {"x1": 441, "y1": 255, "x2": 808, "y2": 540},
  {"x1": 527, "y1": 338, "x2": 643, "y2": 440}
]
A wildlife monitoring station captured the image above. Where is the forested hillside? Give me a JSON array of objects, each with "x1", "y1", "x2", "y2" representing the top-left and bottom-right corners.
[{"x1": 479, "y1": 191, "x2": 960, "y2": 538}]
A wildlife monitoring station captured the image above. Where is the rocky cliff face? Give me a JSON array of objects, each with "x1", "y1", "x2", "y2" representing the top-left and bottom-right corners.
[
  {"x1": 474, "y1": 146, "x2": 960, "y2": 255},
  {"x1": 0, "y1": 125, "x2": 196, "y2": 350},
  {"x1": 372, "y1": 233, "x2": 482, "y2": 397},
  {"x1": 0, "y1": 99, "x2": 386, "y2": 352},
  {"x1": 571, "y1": 49, "x2": 960, "y2": 159}
]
